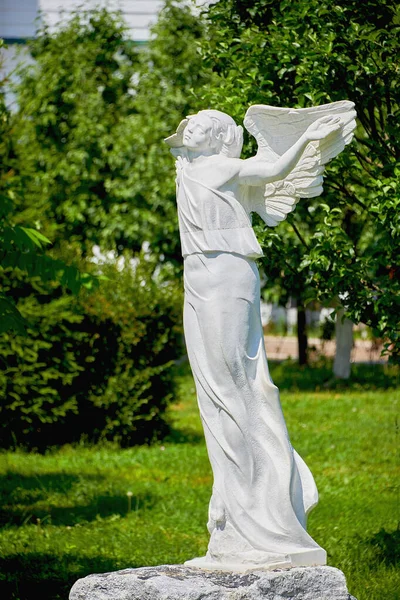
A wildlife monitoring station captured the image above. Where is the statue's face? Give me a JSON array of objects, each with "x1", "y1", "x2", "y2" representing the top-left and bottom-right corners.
[{"x1": 182, "y1": 114, "x2": 216, "y2": 151}]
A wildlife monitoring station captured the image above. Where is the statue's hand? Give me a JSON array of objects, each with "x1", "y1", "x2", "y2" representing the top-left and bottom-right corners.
[{"x1": 305, "y1": 115, "x2": 342, "y2": 141}]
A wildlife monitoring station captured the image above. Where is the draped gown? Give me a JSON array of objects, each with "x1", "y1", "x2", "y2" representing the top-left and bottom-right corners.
[{"x1": 177, "y1": 162, "x2": 326, "y2": 571}]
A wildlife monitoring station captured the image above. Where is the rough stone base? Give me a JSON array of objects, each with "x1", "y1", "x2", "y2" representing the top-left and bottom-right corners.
[{"x1": 69, "y1": 564, "x2": 357, "y2": 600}]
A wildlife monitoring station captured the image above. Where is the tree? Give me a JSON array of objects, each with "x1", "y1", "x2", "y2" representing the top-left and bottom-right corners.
[
  {"x1": 129, "y1": 0, "x2": 214, "y2": 266},
  {"x1": 0, "y1": 3, "x2": 212, "y2": 447},
  {"x1": 11, "y1": 11, "x2": 140, "y2": 256},
  {"x1": 199, "y1": 0, "x2": 400, "y2": 362},
  {"x1": 0, "y1": 39, "x2": 96, "y2": 334},
  {"x1": 333, "y1": 308, "x2": 353, "y2": 379},
  {"x1": 12, "y1": 2, "x2": 211, "y2": 268}
]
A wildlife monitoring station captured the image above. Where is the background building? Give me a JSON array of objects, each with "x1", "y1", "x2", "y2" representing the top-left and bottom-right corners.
[{"x1": 0, "y1": 0, "x2": 164, "y2": 104}]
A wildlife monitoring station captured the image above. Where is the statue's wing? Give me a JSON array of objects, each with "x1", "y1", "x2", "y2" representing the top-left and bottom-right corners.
[{"x1": 243, "y1": 101, "x2": 356, "y2": 227}]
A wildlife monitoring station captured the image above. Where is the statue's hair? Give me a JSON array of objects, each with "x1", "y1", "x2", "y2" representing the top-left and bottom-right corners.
[
  {"x1": 164, "y1": 109, "x2": 243, "y2": 158},
  {"x1": 190, "y1": 110, "x2": 243, "y2": 158}
]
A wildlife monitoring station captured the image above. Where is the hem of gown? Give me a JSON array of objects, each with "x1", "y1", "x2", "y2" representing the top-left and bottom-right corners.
[{"x1": 184, "y1": 547, "x2": 327, "y2": 573}]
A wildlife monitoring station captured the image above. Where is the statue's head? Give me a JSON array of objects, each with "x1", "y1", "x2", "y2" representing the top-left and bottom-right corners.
[{"x1": 165, "y1": 110, "x2": 243, "y2": 158}]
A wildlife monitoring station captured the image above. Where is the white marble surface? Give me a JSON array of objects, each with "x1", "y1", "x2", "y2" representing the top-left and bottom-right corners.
[{"x1": 165, "y1": 104, "x2": 356, "y2": 570}]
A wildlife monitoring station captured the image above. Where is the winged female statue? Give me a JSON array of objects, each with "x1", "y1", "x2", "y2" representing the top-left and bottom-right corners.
[{"x1": 165, "y1": 101, "x2": 356, "y2": 571}]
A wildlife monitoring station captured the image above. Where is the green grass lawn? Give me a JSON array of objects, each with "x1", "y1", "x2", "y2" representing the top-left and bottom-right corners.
[{"x1": 0, "y1": 361, "x2": 399, "y2": 600}]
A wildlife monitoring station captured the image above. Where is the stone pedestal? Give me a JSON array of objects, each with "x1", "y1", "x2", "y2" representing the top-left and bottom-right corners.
[{"x1": 69, "y1": 564, "x2": 357, "y2": 600}]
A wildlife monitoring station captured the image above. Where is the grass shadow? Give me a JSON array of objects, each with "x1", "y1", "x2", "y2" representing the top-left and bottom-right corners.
[
  {"x1": 268, "y1": 360, "x2": 399, "y2": 392},
  {"x1": 173, "y1": 357, "x2": 399, "y2": 395},
  {"x1": 366, "y1": 526, "x2": 400, "y2": 567},
  {"x1": 0, "y1": 552, "x2": 142, "y2": 600},
  {"x1": 0, "y1": 472, "x2": 82, "y2": 497},
  {"x1": 0, "y1": 492, "x2": 155, "y2": 527},
  {"x1": 164, "y1": 426, "x2": 204, "y2": 445},
  {"x1": 0, "y1": 472, "x2": 156, "y2": 526}
]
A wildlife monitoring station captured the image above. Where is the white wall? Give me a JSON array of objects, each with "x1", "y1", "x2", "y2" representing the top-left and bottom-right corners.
[
  {"x1": 0, "y1": 44, "x2": 34, "y2": 108},
  {"x1": 0, "y1": 0, "x2": 39, "y2": 39},
  {"x1": 38, "y1": 0, "x2": 164, "y2": 42},
  {"x1": 0, "y1": 0, "x2": 213, "y2": 104},
  {"x1": 0, "y1": 0, "x2": 166, "y2": 106},
  {"x1": 0, "y1": 0, "x2": 165, "y2": 42}
]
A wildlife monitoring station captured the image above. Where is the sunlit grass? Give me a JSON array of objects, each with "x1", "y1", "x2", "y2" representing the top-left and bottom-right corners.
[{"x1": 0, "y1": 361, "x2": 398, "y2": 600}]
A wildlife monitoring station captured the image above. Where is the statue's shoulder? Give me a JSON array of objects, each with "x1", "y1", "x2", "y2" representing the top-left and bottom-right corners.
[
  {"x1": 213, "y1": 155, "x2": 243, "y2": 175},
  {"x1": 194, "y1": 155, "x2": 242, "y2": 188}
]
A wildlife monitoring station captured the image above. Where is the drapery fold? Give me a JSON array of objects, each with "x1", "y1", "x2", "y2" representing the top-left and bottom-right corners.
[
  {"x1": 177, "y1": 168, "x2": 263, "y2": 259},
  {"x1": 183, "y1": 251, "x2": 325, "y2": 569}
]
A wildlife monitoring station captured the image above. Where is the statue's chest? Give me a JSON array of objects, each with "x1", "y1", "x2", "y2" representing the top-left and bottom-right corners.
[
  {"x1": 177, "y1": 168, "x2": 247, "y2": 230},
  {"x1": 183, "y1": 160, "x2": 236, "y2": 191}
]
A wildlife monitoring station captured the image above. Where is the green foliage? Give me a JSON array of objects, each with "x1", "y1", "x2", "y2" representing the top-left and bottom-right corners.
[
  {"x1": 0, "y1": 39, "x2": 97, "y2": 334},
  {"x1": 12, "y1": 11, "x2": 140, "y2": 254},
  {"x1": 129, "y1": 0, "x2": 214, "y2": 265},
  {"x1": 0, "y1": 256, "x2": 183, "y2": 449},
  {"x1": 0, "y1": 363, "x2": 398, "y2": 600},
  {"x1": 200, "y1": 0, "x2": 400, "y2": 360},
  {"x1": 12, "y1": 2, "x2": 211, "y2": 266},
  {"x1": 1, "y1": 2, "x2": 208, "y2": 447}
]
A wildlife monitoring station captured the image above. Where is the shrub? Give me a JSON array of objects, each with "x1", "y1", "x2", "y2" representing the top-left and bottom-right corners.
[{"x1": 0, "y1": 255, "x2": 183, "y2": 449}]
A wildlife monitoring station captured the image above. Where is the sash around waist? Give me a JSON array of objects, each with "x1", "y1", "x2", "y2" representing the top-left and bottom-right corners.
[{"x1": 180, "y1": 226, "x2": 263, "y2": 259}]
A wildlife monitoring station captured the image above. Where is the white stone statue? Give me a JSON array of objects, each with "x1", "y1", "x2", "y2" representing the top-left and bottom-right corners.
[{"x1": 165, "y1": 101, "x2": 356, "y2": 572}]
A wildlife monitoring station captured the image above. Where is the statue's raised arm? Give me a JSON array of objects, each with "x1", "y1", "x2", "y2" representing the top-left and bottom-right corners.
[{"x1": 243, "y1": 101, "x2": 356, "y2": 226}]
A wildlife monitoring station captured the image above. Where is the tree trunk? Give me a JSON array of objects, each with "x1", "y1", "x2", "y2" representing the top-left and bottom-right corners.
[
  {"x1": 297, "y1": 301, "x2": 308, "y2": 366},
  {"x1": 333, "y1": 308, "x2": 353, "y2": 379}
]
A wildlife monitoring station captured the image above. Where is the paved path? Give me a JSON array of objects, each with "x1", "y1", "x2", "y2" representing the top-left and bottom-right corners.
[{"x1": 264, "y1": 336, "x2": 387, "y2": 363}]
